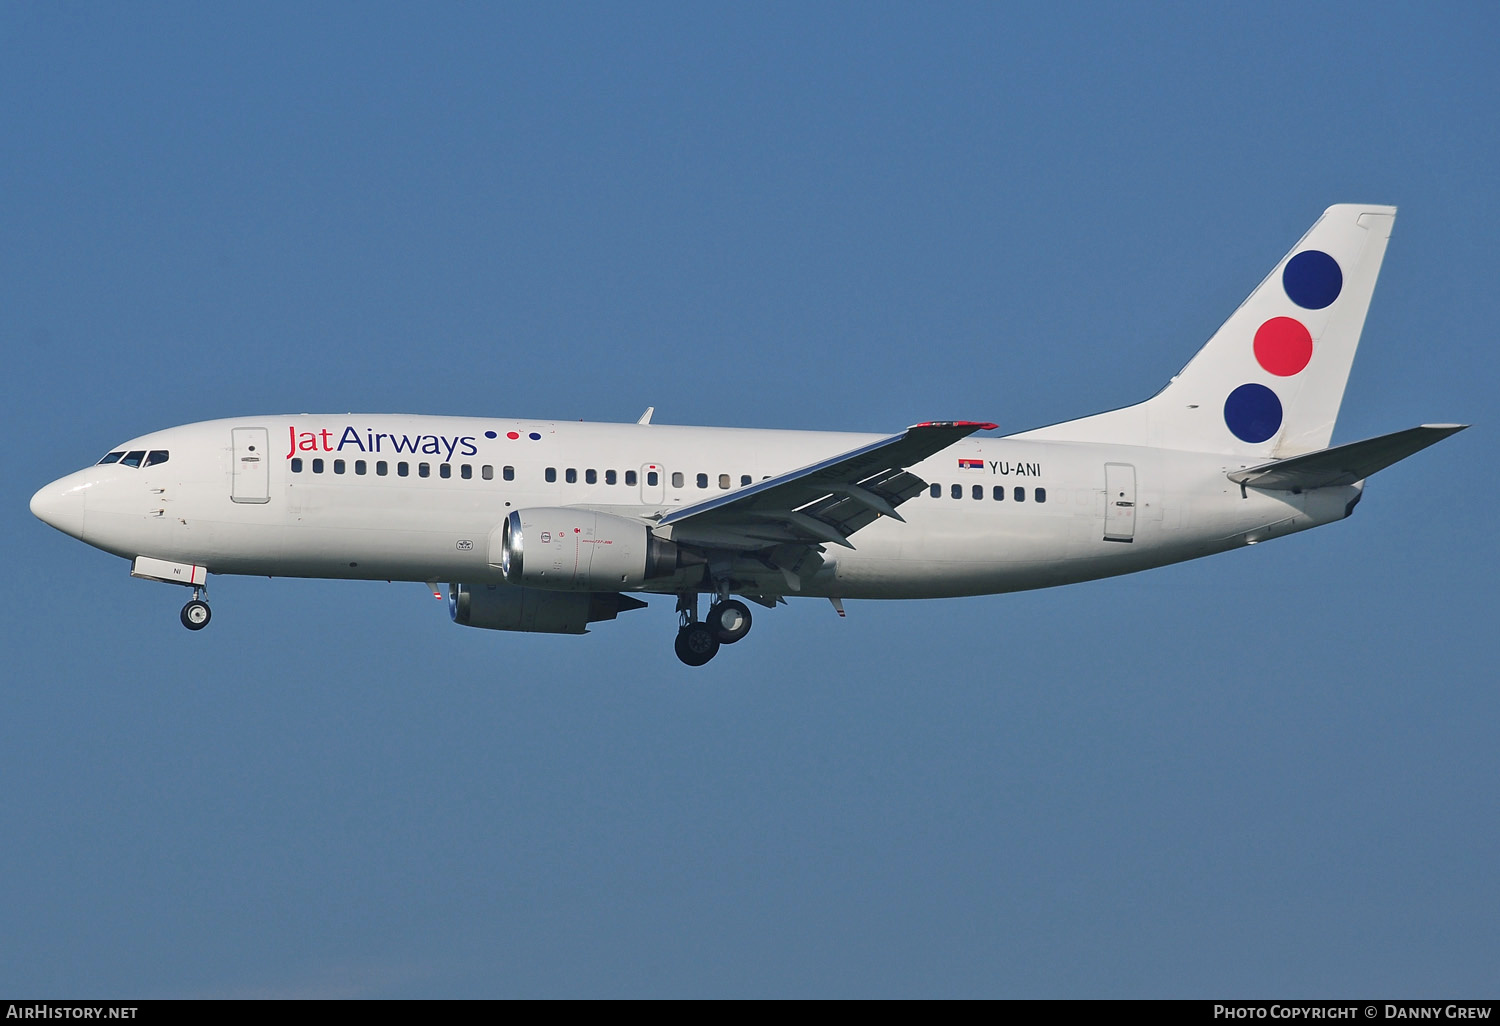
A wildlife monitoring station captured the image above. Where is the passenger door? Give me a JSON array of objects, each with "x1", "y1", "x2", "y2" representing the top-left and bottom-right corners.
[
  {"x1": 231, "y1": 427, "x2": 271, "y2": 504},
  {"x1": 1103, "y1": 462, "x2": 1135, "y2": 542}
]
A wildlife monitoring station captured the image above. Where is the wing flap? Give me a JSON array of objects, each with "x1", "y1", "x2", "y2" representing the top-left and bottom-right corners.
[{"x1": 1227, "y1": 424, "x2": 1467, "y2": 491}]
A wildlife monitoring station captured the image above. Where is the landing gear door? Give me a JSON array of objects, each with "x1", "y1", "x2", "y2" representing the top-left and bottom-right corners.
[
  {"x1": 1104, "y1": 462, "x2": 1136, "y2": 542},
  {"x1": 231, "y1": 427, "x2": 271, "y2": 504}
]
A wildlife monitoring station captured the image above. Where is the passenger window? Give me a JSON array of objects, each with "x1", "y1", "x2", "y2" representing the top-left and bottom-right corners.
[
  {"x1": 461, "y1": 464, "x2": 472, "y2": 480},
  {"x1": 313, "y1": 458, "x2": 325, "y2": 473},
  {"x1": 719, "y1": 474, "x2": 730, "y2": 489},
  {"x1": 121, "y1": 451, "x2": 145, "y2": 468},
  {"x1": 98, "y1": 452, "x2": 125, "y2": 465},
  {"x1": 397, "y1": 462, "x2": 409, "y2": 477},
  {"x1": 993, "y1": 486, "x2": 1004, "y2": 500},
  {"x1": 481, "y1": 465, "x2": 493, "y2": 481},
  {"x1": 740, "y1": 475, "x2": 751, "y2": 487},
  {"x1": 1035, "y1": 487, "x2": 1046, "y2": 503},
  {"x1": 565, "y1": 468, "x2": 577, "y2": 484},
  {"x1": 503, "y1": 466, "x2": 514, "y2": 481},
  {"x1": 334, "y1": 459, "x2": 345, "y2": 474},
  {"x1": 951, "y1": 483, "x2": 962, "y2": 499},
  {"x1": 377, "y1": 461, "x2": 388, "y2": 476},
  {"x1": 606, "y1": 469, "x2": 617, "y2": 485},
  {"x1": 440, "y1": 464, "x2": 451, "y2": 479},
  {"x1": 356, "y1": 460, "x2": 367, "y2": 475},
  {"x1": 972, "y1": 484, "x2": 983, "y2": 499},
  {"x1": 1014, "y1": 486, "x2": 1025, "y2": 502},
  {"x1": 629, "y1": 471, "x2": 641, "y2": 486},
  {"x1": 586, "y1": 469, "x2": 597, "y2": 484},
  {"x1": 696, "y1": 473, "x2": 708, "y2": 489},
  {"x1": 672, "y1": 472, "x2": 684, "y2": 488},
  {"x1": 930, "y1": 483, "x2": 941, "y2": 498},
  {"x1": 291, "y1": 458, "x2": 303, "y2": 473},
  {"x1": 545, "y1": 467, "x2": 556, "y2": 483},
  {"x1": 144, "y1": 450, "x2": 170, "y2": 467},
  {"x1": 419, "y1": 463, "x2": 430, "y2": 478}
]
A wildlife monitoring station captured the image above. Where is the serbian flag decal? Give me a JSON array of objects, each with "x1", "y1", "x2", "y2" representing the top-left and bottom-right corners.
[{"x1": 958, "y1": 458, "x2": 984, "y2": 471}]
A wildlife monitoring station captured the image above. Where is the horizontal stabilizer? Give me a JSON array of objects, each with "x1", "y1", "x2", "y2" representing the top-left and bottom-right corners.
[{"x1": 1227, "y1": 424, "x2": 1467, "y2": 491}]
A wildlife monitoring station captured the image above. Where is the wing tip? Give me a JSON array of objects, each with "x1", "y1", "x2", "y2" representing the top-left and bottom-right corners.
[{"x1": 911, "y1": 420, "x2": 998, "y2": 431}]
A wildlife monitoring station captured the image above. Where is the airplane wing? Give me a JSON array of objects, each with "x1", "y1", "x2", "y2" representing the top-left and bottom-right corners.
[
  {"x1": 1227, "y1": 424, "x2": 1467, "y2": 491},
  {"x1": 654, "y1": 421, "x2": 996, "y2": 551}
]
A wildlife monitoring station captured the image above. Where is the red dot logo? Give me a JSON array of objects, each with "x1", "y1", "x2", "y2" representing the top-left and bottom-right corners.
[
  {"x1": 1253, "y1": 317, "x2": 1313, "y2": 376},
  {"x1": 506, "y1": 431, "x2": 520, "y2": 440}
]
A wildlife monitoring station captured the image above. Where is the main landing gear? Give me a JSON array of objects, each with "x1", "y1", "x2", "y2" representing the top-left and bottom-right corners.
[
  {"x1": 674, "y1": 622, "x2": 719, "y2": 666},
  {"x1": 180, "y1": 587, "x2": 211, "y2": 631},
  {"x1": 708, "y1": 599, "x2": 752, "y2": 644},
  {"x1": 673, "y1": 594, "x2": 753, "y2": 666}
]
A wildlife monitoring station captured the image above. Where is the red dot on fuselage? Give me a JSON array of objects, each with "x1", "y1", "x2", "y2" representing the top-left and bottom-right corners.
[
  {"x1": 1253, "y1": 317, "x2": 1313, "y2": 376},
  {"x1": 507, "y1": 431, "x2": 520, "y2": 440}
]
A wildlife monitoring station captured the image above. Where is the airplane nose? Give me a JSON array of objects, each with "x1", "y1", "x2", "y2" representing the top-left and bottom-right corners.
[{"x1": 30, "y1": 477, "x2": 87, "y2": 539}]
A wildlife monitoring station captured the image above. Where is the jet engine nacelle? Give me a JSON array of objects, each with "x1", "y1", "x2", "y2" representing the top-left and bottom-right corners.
[
  {"x1": 449, "y1": 582, "x2": 646, "y2": 635},
  {"x1": 498, "y1": 507, "x2": 684, "y2": 591}
]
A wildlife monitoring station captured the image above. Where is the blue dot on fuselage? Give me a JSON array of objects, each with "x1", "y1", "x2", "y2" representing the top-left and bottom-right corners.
[
  {"x1": 1224, "y1": 383, "x2": 1283, "y2": 443},
  {"x1": 484, "y1": 431, "x2": 497, "y2": 439},
  {"x1": 528, "y1": 432, "x2": 541, "y2": 440},
  {"x1": 1282, "y1": 250, "x2": 1342, "y2": 309}
]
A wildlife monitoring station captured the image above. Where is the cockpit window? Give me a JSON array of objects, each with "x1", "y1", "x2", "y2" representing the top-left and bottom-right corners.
[{"x1": 96, "y1": 449, "x2": 168, "y2": 468}]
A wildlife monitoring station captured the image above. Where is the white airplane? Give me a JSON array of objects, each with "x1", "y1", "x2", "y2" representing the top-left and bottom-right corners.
[{"x1": 31, "y1": 204, "x2": 1465, "y2": 665}]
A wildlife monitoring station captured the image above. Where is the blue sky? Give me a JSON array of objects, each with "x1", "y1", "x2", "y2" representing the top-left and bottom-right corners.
[{"x1": 3, "y1": 2, "x2": 1495, "y2": 997}]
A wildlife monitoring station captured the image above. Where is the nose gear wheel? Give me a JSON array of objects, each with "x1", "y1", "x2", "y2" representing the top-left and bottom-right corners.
[{"x1": 180, "y1": 599, "x2": 211, "y2": 630}]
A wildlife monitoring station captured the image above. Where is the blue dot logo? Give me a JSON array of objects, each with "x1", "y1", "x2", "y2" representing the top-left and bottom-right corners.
[
  {"x1": 1282, "y1": 250, "x2": 1342, "y2": 310},
  {"x1": 484, "y1": 431, "x2": 498, "y2": 439},
  {"x1": 1224, "y1": 383, "x2": 1283, "y2": 443}
]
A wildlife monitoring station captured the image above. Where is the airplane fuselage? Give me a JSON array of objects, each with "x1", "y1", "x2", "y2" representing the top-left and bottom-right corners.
[{"x1": 40, "y1": 414, "x2": 1357, "y2": 601}]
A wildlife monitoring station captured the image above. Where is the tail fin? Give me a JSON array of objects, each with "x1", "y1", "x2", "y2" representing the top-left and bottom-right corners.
[{"x1": 1015, "y1": 204, "x2": 1397, "y2": 457}]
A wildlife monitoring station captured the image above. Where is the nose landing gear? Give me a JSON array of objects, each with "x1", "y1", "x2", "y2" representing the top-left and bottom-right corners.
[
  {"x1": 180, "y1": 587, "x2": 211, "y2": 631},
  {"x1": 128, "y1": 558, "x2": 214, "y2": 632}
]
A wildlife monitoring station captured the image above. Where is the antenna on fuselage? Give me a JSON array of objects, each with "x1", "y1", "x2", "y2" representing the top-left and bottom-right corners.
[{"x1": 637, "y1": 407, "x2": 655, "y2": 425}]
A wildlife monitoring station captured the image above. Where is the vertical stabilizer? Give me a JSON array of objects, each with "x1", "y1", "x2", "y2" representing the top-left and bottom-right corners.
[{"x1": 1015, "y1": 205, "x2": 1397, "y2": 457}]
